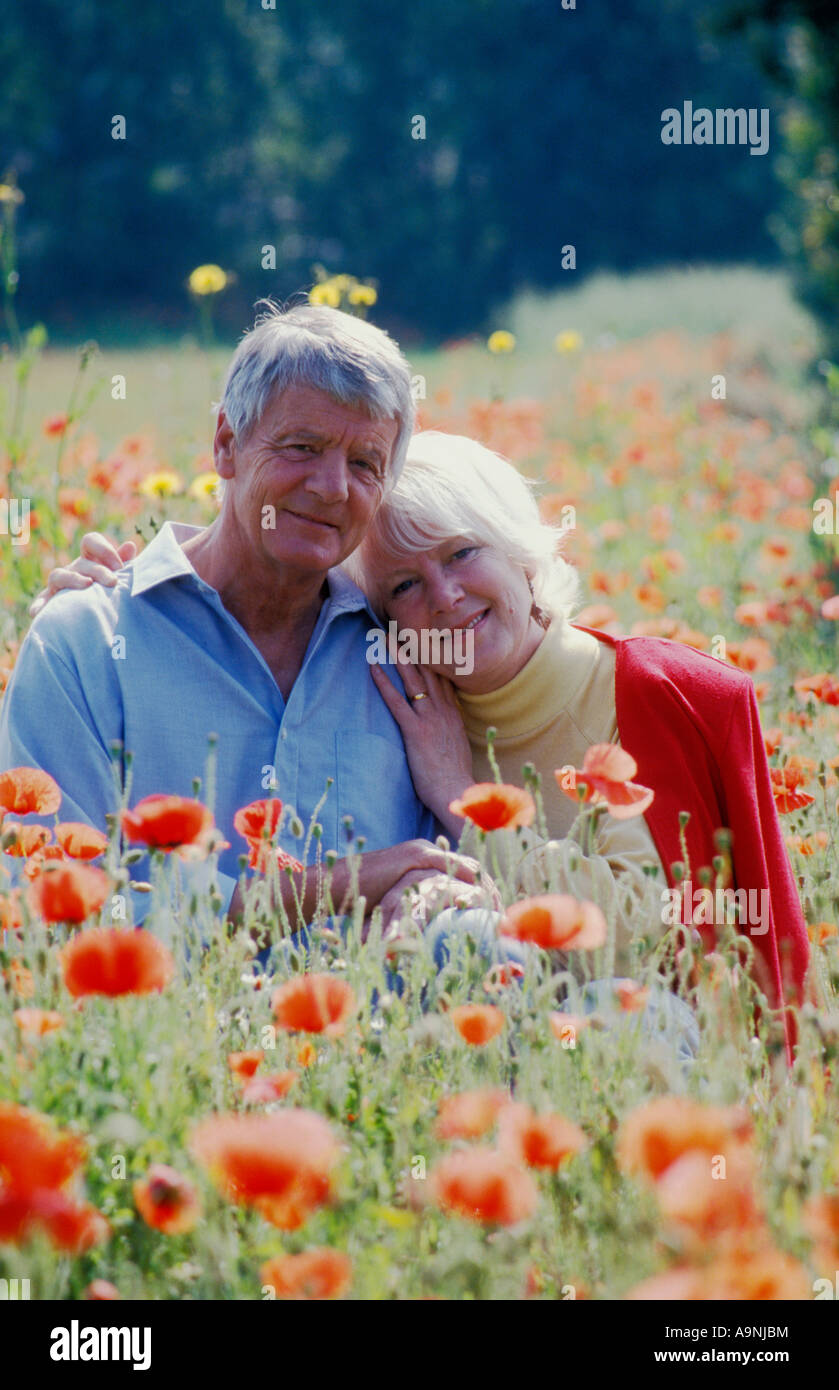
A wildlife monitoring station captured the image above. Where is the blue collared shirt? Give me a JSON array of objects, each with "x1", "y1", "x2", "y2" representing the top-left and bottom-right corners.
[{"x1": 0, "y1": 522, "x2": 437, "y2": 923}]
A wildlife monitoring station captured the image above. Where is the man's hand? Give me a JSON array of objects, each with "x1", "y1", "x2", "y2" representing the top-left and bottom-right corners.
[
  {"x1": 378, "y1": 869, "x2": 496, "y2": 934},
  {"x1": 29, "y1": 533, "x2": 137, "y2": 618}
]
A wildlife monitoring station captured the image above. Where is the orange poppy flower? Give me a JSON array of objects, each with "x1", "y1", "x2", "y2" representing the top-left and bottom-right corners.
[
  {"x1": 0, "y1": 889, "x2": 24, "y2": 932},
  {"x1": 27, "y1": 862, "x2": 110, "y2": 924},
  {"x1": 430, "y1": 1148, "x2": 539, "y2": 1226},
  {"x1": 241, "y1": 1071, "x2": 298, "y2": 1105},
  {"x1": 2, "y1": 822, "x2": 53, "y2": 857},
  {"x1": 626, "y1": 1246, "x2": 810, "y2": 1301},
  {"x1": 549, "y1": 1012, "x2": 589, "y2": 1045},
  {"x1": 497, "y1": 1103, "x2": 587, "y2": 1170},
  {"x1": 133, "y1": 1164, "x2": 201, "y2": 1235},
  {"x1": 296, "y1": 1041, "x2": 317, "y2": 1067},
  {"x1": 500, "y1": 894, "x2": 607, "y2": 951},
  {"x1": 121, "y1": 794, "x2": 213, "y2": 849},
  {"x1": 228, "y1": 1049, "x2": 264, "y2": 1081},
  {"x1": 190, "y1": 1109, "x2": 338, "y2": 1227},
  {"x1": 61, "y1": 927, "x2": 175, "y2": 997},
  {"x1": 793, "y1": 672, "x2": 839, "y2": 706},
  {"x1": 54, "y1": 823, "x2": 109, "y2": 860},
  {"x1": 0, "y1": 1188, "x2": 109, "y2": 1253},
  {"x1": 448, "y1": 782, "x2": 536, "y2": 832},
  {"x1": 482, "y1": 961, "x2": 525, "y2": 994},
  {"x1": 808, "y1": 922, "x2": 838, "y2": 947},
  {"x1": 654, "y1": 1146, "x2": 759, "y2": 1242},
  {"x1": 803, "y1": 1191, "x2": 839, "y2": 1267},
  {"x1": 614, "y1": 979, "x2": 649, "y2": 1012},
  {"x1": 84, "y1": 1280, "x2": 121, "y2": 1300},
  {"x1": 449, "y1": 1003, "x2": 505, "y2": 1045},
  {"x1": 616, "y1": 1096, "x2": 752, "y2": 1183},
  {"x1": 557, "y1": 744, "x2": 654, "y2": 820},
  {"x1": 248, "y1": 843, "x2": 305, "y2": 875},
  {"x1": 13, "y1": 1008, "x2": 65, "y2": 1037},
  {"x1": 0, "y1": 1103, "x2": 86, "y2": 1193},
  {"x1": 260, "y1": 1248, "x2": 352, "y2": 1300},
  {"x1": 43, "y1": 414, "x2": 70, "y2": 436},
  {"x1": 725, "y1": 638, "x2": 774, "y2": 673},
  {"x1": 271, "y1": 974, "x2": 355, "y2": 1036},
  {"x1": 770, "y1": 767, "x2": 815, "y2": 814},
  {"x1": 4, "y1": 959, "x2": 33, "y2": 997},
  {"x1": 0, "y1": 767, "x2": 62, "y2": 817},
  {"x1": 434, "y1": 1088, "x2": 511, "y2": 1141},
  {"x1": 233, "y1": 797, "x2": 284, "y2": 844}
]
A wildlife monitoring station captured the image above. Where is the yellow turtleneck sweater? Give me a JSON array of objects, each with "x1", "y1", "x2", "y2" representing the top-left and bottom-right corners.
[{"x1": 456, "y1": 618, "x2": 667, "y2": 971}]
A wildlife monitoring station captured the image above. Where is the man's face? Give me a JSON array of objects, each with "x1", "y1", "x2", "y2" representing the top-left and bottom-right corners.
[{"x1": 216, "y1": 384, "x2": 398, "y2": 575}]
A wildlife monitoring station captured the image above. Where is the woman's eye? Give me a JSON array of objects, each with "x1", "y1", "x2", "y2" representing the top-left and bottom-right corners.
[
  {"x1": 391, "y1": 577, "x2": 414, "y2": 597},
  {"x1": 451, "y1": 545, "x2": 476, "y2": 561}
]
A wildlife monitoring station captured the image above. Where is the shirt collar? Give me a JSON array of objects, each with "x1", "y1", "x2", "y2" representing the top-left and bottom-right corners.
[{"x1": 129, "y1": 519, "x2": 379, "y2": 623}]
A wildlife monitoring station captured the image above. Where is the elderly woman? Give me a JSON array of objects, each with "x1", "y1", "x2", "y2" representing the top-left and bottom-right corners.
[
  {"x1": 37, "y1": 431, "x2": 808, "y2": 1054},
  {"x1": 344, "y1": 432, "x2": 809, "y2": 1052}
]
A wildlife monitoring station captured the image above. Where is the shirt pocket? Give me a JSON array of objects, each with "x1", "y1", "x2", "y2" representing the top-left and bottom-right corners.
[{"x1": 333, "y1": 729, "x2": 422, "y2": 853}]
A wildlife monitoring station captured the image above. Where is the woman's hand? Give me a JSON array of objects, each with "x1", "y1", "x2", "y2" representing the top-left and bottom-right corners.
[
  {"x1": 29, "y1": 533, "x2": 137, "y2": 618},
  {"x1": 370, "y1": 655, "x2": 473, "y2": 840}
]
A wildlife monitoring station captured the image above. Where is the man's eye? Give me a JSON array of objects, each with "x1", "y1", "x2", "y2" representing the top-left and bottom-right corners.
[
  {"x1": 352, "y1": 458, "x2": 380, "y2": 475},
  {"x1": 283, "y1": 443, "x2": 315, "y2": 454}
]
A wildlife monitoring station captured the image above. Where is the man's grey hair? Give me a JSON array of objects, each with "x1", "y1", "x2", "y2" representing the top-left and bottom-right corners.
[{"x1": 215, "y1": 300, "x2": 415, "y2": 489}]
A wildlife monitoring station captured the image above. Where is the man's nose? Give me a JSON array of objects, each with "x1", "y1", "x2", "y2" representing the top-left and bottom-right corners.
[{"x1": 305, "y1": 448, "x2": 350, "y2": 503}]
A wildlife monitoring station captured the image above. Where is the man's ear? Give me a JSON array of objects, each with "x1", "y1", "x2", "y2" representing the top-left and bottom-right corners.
[{"x1": 214, "y1": 410, "x2": 237, "y2": 479}]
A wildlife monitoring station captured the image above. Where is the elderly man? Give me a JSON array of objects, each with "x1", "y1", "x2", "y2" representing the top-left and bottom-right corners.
[{"x1": 0, "y1": 303, "x2": 479, "y2": 936}]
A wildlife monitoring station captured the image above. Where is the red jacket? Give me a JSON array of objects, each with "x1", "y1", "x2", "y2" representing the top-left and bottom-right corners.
[{"x1": 572, "y1": 625, "x2": 809, "y2": 1056}]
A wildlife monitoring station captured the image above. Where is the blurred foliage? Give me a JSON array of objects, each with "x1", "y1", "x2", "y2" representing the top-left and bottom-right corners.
[
  {"x1": 0, "y1": 0, "x2": 784, "y2": 342},
  {"x1": 704, "y1": 1, "x2": 839, "y2": 357}
]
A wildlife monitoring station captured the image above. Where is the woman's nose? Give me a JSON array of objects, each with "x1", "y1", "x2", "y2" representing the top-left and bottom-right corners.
[{"x1": 426, "y1": 569, "x2": 464, "y2": 614}]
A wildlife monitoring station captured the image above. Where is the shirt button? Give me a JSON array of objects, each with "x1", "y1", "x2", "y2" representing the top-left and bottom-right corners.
[{"x1": 281, "y1": 730, "x2": 287, "y2": 741}]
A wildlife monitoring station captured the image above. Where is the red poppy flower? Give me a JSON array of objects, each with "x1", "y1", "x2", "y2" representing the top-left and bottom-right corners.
[
  {"x1": 84, "y1": 1280, "x2": 121, "y2": 1300},
  {"x1": 0, "y1": 1188, "x2": 108, "y2": 1253},
  {"x1": 271, "y1": 974, "x2": 356, "y2": 1036},
  {"x1": 2, "y1": 822, "x2": 53, "y2": 857},
  {"x1": 548, "y1": 1012, "x2": 589, "y2": 1045},
  {"x1": 190, "y1": 1110, "x2": 338, "y2": 1225},
  {"x1": 794, "y1": 673, "x2": 839, "y2": 706},
  {"x1": 228, "y1": 1050, "x2": 264, "y2": 1081},
  {"x1": 55, "y1": 822, "x2": 109, "y2": 860},
  {"x1": 233, "y1": 798, "x2": 284, "y2": 844},
  {"x1": 616, "y1": 1096, "x2": 753, "y2": 1183},
  {"x1": 500, "y1": 894, "x2": 607, "y2": 950},
  {"x1": 770, "y1": 767, "x2": 815, "y2": 814},
  {"x1": 482, "y1": 961, "x2": 525, "y2": 994},
  {"x1": 27, "y1": 862, "x2": 110, "y2": 924},
  {"x1": 121, "y1": 795, "x2": 213, "y2": 849},
  {"x1": 430, "y1": 1148, "x2": 539, "y2": 1226},
  {"x1": 449, "y1": 1003, "x2": 505, "y2": 1045},
  {"x1": 0, "y1": 1103, "x2": 86, "y2": 1193},
  {"x1": 0, "y1": 767, "x2": 62, "y2": 817},
  {"x1": 133, "y1": 1164, "x2": 201, "y2": 1235},
  {"x1": 497, "y1": 1103, "x2": 587, "y2": 1170},
  {"x1": 614, "y1": 979, "x2": 650, "y2": 1012},
  {"x1": 260, "y1": 1248, "x2": 352, "y2": 1300},
  {"x1": 435, "y1": 1088, "x2": 511, "y2": 1141},
  {"x1": 557, "y1": 744, "x2": 654, "y2": 820},
  {"x1": 61, "y1": 927, "x2": 175, "y2": 997},
  {"x1": 13, "y1": 1008, "x2": 65, "y2": 1037},
  {"x1": 241, "y1": 1071, "x2": 298, "y2": 1105},
  {"x1": 448, "y1": 782, "x2": 536, "y2": 832}
]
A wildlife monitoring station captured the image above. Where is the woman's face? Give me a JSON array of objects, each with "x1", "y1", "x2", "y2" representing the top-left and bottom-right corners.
[{"x1": 378, "y1": 537, "x2": 546, "y2": 694}]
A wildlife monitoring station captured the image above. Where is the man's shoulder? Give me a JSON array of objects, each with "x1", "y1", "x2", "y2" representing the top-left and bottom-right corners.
[{"x1": 24, "y1": 573, "x2": 132, "y2": 662}]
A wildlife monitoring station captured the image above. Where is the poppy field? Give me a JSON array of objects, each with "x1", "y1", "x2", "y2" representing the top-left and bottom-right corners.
[{"x1": 3, "y1": 269, "x2": 839, "y2": 1302}]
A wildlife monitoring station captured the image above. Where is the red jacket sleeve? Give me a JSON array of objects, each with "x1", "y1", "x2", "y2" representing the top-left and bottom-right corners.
[{"x1": 720, "y1": 677, "x2": 810, "y2": 1016}]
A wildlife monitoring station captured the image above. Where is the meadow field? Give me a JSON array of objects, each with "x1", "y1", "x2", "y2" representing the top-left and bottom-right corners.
[{"x1": 2, "y1": 266, "x2": 839, "y2": 1301}]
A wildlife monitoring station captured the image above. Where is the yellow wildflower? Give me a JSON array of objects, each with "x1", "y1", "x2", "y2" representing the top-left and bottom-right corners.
[
  {"x1": 487, "y1": 330, "x2": 516, "y2": 354},
  {"x1": 0, "y1": 184, "x2": 24, "y2": 206},
  {"x1": 348, "y1": 284, "x2": 377, "y2": 306},
  {"x1": 554, "y1": 330, "x2": 582, "y2": 354},
  {"x1": 188, "y1": 471, "x2": 221, "y2": 501},
  {"x1": 188, "y1": 264, "x2": 228, "y2": 296},
  {"x1": 138, "y1": 470, "x2": 183, "y2": 499},
  {"x1": 309, "y1": 281, "x2": 342, "y2": 308}
]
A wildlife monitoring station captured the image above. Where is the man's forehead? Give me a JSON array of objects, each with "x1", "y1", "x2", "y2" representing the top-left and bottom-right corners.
[{"x1": 263, "y1": 384, "x2": 397, "y2": 439}]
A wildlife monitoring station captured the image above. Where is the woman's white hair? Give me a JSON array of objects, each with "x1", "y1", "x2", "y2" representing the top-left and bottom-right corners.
[
  {"x1": 215, "y1": 300, "x2": 415, "y2": 488},
  {"x1": 343, "y1": 430, "x2": 582, "y2": 621}
]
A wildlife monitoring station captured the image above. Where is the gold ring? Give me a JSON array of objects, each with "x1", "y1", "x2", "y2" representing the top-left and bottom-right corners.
[{"x1": 410, "y1": 692, "x2": 428, "y2": 702}]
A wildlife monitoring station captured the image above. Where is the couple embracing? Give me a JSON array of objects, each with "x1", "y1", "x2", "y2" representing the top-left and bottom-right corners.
[{"x1": 1, "y1": 302, "x2": 809, "y2": 1058}]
